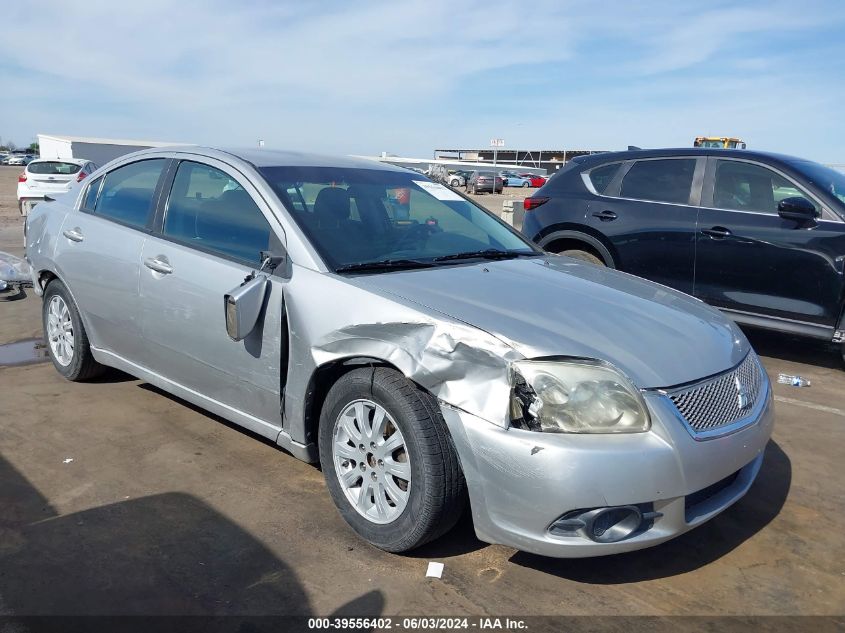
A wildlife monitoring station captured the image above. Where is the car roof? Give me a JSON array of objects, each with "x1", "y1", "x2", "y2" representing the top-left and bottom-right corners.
[
  {"x1": 129, "y1": 145, "x2": 409, "y2": 173},
  {"x1": 576, "y1": 147, "x2": 815, "y2": 165}
]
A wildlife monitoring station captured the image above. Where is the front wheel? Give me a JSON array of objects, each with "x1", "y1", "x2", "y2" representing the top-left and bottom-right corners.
[
  {"x1": 522, "y1": 181, "x2": 529, "y2": 188},
  {"x1": 319, "y1": 367, "x2": 466, "y2": 552}
]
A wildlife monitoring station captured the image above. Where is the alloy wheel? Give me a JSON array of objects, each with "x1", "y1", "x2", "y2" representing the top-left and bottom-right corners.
[
  {"x1": 332, "y1": 399, "x2": 411, "y2": 524},
  {"x1": 46, "y1": 295, "x2": 74, "y2": 366}
]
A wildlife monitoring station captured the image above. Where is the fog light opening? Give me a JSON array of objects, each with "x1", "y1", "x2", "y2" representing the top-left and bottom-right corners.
[
  {"x1": 550, "y1": 504, "x2": 659, "y2": 543},
  {"x1": 587, "y1": 506, "x2": 642, "y2": 543}
]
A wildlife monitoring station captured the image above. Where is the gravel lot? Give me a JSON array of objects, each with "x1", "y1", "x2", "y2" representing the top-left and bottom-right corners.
[{"x1": 0, "y1": 165, "x2": 843, "y2": 625}]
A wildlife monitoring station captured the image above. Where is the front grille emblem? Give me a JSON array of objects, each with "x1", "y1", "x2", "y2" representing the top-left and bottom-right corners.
[{"x1": 735, "y1": 376, "x2": 751, "y2": 410}]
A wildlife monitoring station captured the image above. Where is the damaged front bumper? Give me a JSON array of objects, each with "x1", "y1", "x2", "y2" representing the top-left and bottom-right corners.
[{"x1": 440, "y1": 385, "x2": 774, "y2": 558}]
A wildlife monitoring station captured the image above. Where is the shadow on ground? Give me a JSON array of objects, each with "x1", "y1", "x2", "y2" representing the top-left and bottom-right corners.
[
  {"x1": 0, "y1": 453, "x2": 383, "y2": 623},
  {"x1": 509, "y1": 440, "x2": 791, "y2": 583},
  {"x1": 742, "y1": 326, "x2": 842, "y2": 369}
]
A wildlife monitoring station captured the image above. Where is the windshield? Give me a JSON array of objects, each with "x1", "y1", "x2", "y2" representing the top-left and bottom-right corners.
[
  {"x1": 259, "y1": 167, "x2": 538, "y2": 272},
  {"x1": 788, "y1": 160, "x2": 845, "y2": 206}
]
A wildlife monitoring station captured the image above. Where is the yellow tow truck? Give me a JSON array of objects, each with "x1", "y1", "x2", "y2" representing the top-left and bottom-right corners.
[{"x1": 694, "y1": 136, "x2": 746, "y2": 149}]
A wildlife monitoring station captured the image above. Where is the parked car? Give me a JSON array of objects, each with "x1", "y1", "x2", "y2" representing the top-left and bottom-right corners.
[
  {"x1": 429, "y1": 165, "x2": 465, "y2": 187},
  {"x1": 522, "y1": 147, "x2": 845, "y2": 363},
  {"x1": 17, "y1": 158, "x2": 98, "y2": 215},
  {"x1": 500, "y1": 172, "x2": 531, "y2": 188},
  {"x1": 519, "y1": 173, "x2": 547, "y2": 188},
  {"x1": 466, "y1": 171, "x2": 503, "y2": 194},
  {"x1": 7, "y1": 154, "x2": 34, "y2": 166},
  {"x1": 26, "y1": 146, "x2": 772, "y2": 557}
]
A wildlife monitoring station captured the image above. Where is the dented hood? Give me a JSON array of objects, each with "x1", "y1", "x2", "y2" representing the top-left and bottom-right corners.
[{"x1": 351, "y1": 255, "x2": 749, "y2": 389}]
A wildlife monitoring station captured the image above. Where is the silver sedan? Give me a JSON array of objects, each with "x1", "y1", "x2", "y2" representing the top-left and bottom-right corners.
[{"x1": 25, "y1": 147, "x2": 773, "y2": 557}]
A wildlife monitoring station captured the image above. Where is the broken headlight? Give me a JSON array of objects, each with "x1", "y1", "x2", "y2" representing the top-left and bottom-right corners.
[{"x1": 510, "y1": 360, "x2": 650, "y2": 433}]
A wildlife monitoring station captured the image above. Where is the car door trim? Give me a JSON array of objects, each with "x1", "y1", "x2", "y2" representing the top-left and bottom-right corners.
[{"x1": 719, "y1": 307, "x2": 835, "y2": 340}]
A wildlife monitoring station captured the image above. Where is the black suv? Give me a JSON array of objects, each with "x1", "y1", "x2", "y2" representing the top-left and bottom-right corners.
[{"x1": 522, "y1": 148, "x2": 845, "y2": 359}]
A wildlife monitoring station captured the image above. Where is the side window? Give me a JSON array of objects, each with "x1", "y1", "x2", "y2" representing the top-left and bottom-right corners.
[
  {"x1": 163, "y1": 161, "x2": 272, "y2": 265},
  {"x1": 621, "y1": 158, "x2": 697, "y2": 204},
  {"x1": 713, "y1": 160, "x2": 812, "y2": 214},
  {"x1": 94, "y1": 159, "x2": 166, "y2": 229},
  {"x1": 588, "y1": 163, "x2": 621, "y2": 194},
  {"x1": 82, "y1": 176, "x2": 103, "y2": 211}
]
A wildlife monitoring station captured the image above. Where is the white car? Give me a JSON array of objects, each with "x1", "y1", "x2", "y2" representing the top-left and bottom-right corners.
[
  {"x1": 7, "y1": 154, "x2": 32, "y2": 166},
  {"x1": 17, "y1": 158, "x2": 98, "y2": 215}
]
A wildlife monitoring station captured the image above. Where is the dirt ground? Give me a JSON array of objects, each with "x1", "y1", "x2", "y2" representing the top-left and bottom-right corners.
[{"x1": 0, "y1": 165, "x2": 843, "y2": 626}]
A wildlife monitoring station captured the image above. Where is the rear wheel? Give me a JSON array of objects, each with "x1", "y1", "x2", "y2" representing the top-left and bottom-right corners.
[
  {"x1": 319, "y1": 367, "x2": 466, "y2": 552},
  {"x1": 42, "y1": 280, "x2": 105, "y2": 381},
  {"x1": 522, "y1": 181, "x2": 529, "y2": 188},
  {"x1": 560, "y1": 249, "x2": 605, "y2": 266}
]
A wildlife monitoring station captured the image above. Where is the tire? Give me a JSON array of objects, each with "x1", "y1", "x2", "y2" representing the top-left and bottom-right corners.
[
  {"x1": 319, "y1": 367, "x2": 466, "y2": 553},
  {"x1": 450, "y1": 179, "x2": 459, "y2": 187},
  {"x1": 42, "y1": 279, "x2": 105, "y2": 381},
  {"x1": 560, "y1": 249, "x2": 605, "y2": 266},
  {"x1": 522, "y1": 181, "x2": 529, "y2": 188}
]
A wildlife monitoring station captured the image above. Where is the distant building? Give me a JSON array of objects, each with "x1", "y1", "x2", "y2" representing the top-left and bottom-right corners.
[
  {"x1": 434, "y1": 148, "x2": 608, "y2": 173},
  {"x1": 37, "y1": 134, "x2": 185, "y2": 165}
]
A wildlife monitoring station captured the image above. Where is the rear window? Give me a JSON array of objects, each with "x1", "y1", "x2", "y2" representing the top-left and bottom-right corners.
[
  {"x1": 28, "y1": 161, "x2": 82, "y2": 175},
  {"x1": 620, "y1": 158, "x2": 696, "y2": 204},
  {"x1": 588, "y1": 163, "x2": 621, "y2": 194}
]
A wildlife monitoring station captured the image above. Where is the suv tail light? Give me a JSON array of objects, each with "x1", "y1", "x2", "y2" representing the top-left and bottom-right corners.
[
  {"x1": 18, "y1": 172, "x2": 26, "y2": 183},
  {"x1": 77, "y1": 171, "x2": 88, "y2": 182},
  {"x1": 523, "y1": 196, "x2": 549, "y2": 211}
]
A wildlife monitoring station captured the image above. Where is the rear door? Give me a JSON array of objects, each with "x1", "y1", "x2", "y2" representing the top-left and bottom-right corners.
[
  {"x1": 138, "y1": 158, "x2": 287, "y2": 438},
  {"x1": 695, "y1": 157, "x2": 845, "y2": 328},
  {"x1": 53, "y1": 158, "x2": 169, "y2": 359},
  {"x1": 585, "y1": 157, "x2": 704, "y2": 294}
]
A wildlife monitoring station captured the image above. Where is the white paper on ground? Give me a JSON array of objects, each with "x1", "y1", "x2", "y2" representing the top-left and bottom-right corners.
[
  {"x1": 425, "y1": 561, "x2": 444, "y2": 578},
  {"x1": 412, "y1": 180, "x2": 464, "y2": 202}
]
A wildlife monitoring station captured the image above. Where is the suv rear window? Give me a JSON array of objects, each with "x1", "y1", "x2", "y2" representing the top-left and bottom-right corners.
[
  {"x1": 27, "y1": 161, "x2": 82, "y2": 175},
  {"x1": 621, "y1": 158, "x2": 696, "y2": 204},
  {"x1": 588, "y1": 163, "x2": 621, "y2": 194}
]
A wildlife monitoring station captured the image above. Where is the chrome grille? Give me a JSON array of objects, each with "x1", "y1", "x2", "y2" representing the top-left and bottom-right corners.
[{"x1": 667, "y1": 352, "x2": 763, "y2": 434}]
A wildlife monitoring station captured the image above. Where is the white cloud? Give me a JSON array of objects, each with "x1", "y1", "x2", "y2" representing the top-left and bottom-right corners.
[{"x1": 1, "y1": 0, "x2": 843, "y2": 161}]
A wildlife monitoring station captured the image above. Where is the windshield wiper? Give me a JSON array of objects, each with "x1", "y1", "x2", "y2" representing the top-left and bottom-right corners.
[
  {"x1": 433, "y1": 249, "x2": 535, "y2": 263},
  {"x1": 335, "y1": 259, "x2": 437, "y2": 273}
]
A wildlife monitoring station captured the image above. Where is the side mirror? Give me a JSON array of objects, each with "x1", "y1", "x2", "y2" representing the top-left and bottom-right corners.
[
  {"x1": 777, "y1": 196, "x2": 818, "y2": 222},
  {"x1": 224, "y1": 275, "x2": 269, "y2": 341}
]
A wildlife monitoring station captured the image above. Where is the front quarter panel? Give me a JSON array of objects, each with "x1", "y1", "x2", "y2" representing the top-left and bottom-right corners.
[{"x1": 282, "y1": 265, "x2": 524, "y2": 445}]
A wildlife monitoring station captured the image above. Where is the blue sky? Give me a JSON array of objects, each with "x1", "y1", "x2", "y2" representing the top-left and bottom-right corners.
[{"x1": 2, "y1": 0, "x2": 845, "y2": 162}]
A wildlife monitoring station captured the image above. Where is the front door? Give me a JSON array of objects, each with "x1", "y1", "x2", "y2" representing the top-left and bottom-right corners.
[
  {"x1": 695, "y1": 157, "x2": 845, "y2": 327},
  {"x1": 138, "y1": 159, "x2": 287, "y2": 438}
]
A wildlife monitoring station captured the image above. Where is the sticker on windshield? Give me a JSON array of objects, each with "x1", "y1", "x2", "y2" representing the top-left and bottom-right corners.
[{"x1": 412, "y1": 180, "x2": 464, "y2": 201}]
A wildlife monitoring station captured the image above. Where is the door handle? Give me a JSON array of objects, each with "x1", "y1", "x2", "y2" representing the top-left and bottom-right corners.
[
  {"x1": 144, "y1": 256, "x2": 173, "y2": 275},
  {"x1": 701, "y1": 226, "x2": 732, "y2": 239},
  {"x1": 592, "y1": 210, "x2": 618, "y2": 221},
  {"x1": 62, "y1": 228, "x2": 84, "y2": 242}
]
